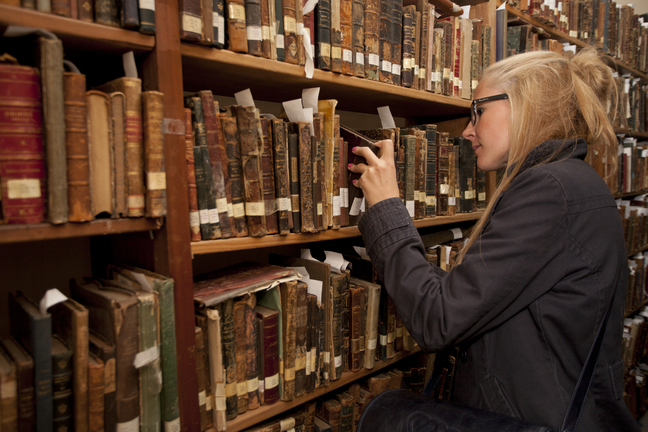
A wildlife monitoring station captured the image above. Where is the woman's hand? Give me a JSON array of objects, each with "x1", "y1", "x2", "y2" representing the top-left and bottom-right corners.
[{"x1": 347, "y1": 139, "x2": 400, "y2": 208}]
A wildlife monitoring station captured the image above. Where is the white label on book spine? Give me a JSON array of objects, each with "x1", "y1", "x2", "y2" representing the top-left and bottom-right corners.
[
  {"x1": 381, "y1": 60, "x2": 391, "y2": 72},
  {"x1": 355, "y1": 52, "x2": 364, "y2": 65},
  {"x1": 205, "y1": 394, "x2": 212, "y2": 411},
  {"x1": 295, "y1": 355, "x2": 307, "y2": 370},
  {"x1": 349, "y1": 197, "x2": 363, "y2": 216},
  {"x1": 182, "y1": 13, "x2": 202, "y2": 33},
  {"x1": 190, "y1": 211, "x2": 200, "y2": 228},
  {"x1": 215, "y1": 198, "x2": 228, "y2": 214},
  {"x1": 392, "y1": 63, "x2": 401, "y2": 76},
  {"x1": 284, "y1": 16, "x2": 296, "y2": 33},
  {"x1": 247, "y1": 25, "x2": 263, "y2": 41},
  {"x1": 333, "y1": 195, "x2": 341, "y2": 216},
  {"x1": 439, "y1": 184, "x2": 450, "y2": 195},
  {"x1": 317, "y1": 202, "x2": 323, "y2": 216},
  {"x1": 227, "y1": 203, "x2": 234, "y2": 217},
  {"x1": 165, "y1": 418, "x2": 181, "y2": 432},
  {"x1": 448, "y1": 197, "x2": 456, "y2": 206},
  {"x1": 305, "y1": 351, "x2": 312, "y2": 374},
  {"x1": 245, "y1": 201, "x2": 265, "y2": 216},
  {"x1": 284, "y1": 367, "x2": 295, "y2": 380},
  {"x1": 215, "y1": 383, "x2": 226, "y2": 410},
  {"x1": 209, "y1": 208, "x2": 220, "y2": 224},
  {"x1": 198, "y1": 390, "x2": 206, "y2": 406},
  {"x1": 414, "y1": 65, "x2": 419, "y2": 76},
  {"x1": 129, "y1": 194, "x2": 145, "y2": 209},
  {"x1": 426, "y1": 195, "x2": 436, "y2": 206},
  {"x1": 310, "y1": 348, "x2": 317, "y2": 371},
  {"x1": 332, "y1": 46, "x2": 342, "y2": 59},
  {"x1": 406, "y1": 200, "x2": 415, "y2": 217},
  {"x1": 276, "y1": 34, "x2": 285, "y2": 49},
  {"x1": 225, "y1": 382, "x2": 237, "y2": 397},
  {"x1": 214, "y1": 15, "x2": 225, "y2": 45},
  {"x1": 233, "y1": 202, "x2": 245, "y2": 218},
  {"x1": 341, "y1": 188, "x2": 348, "y2": 207},
  {"x1": 451, "y1": 227, "x2": 462, "y2": 240},
  {"x1": 320, "y1": 43, "x2": 331, "y2": 57},
  {"x1": 262, "y1": 25, "x2": 270, "y2": 40},
  {"x1": 199, "y1": 209, "x2": 210, "y2": 224},
  {"x1": 117, "y1": 417, "x2": 140, "y2": 432},
  {"x1": 324, "y1": 351, "x2": 331, "y2": 362},
  {"x1": 247, "y1": 377, "x2": 259, "y2": 392},
  {"x1": 367, "y1": 338, "x2": 377, "y2": 350},
  {"x1": 265, "y1": 373, "x2": 279, "y2": 389},
  {"x1": 229, "y1": 4, "x2": 245, "y2": 20},
  {"x1": 388, "y1": 331, "x2": 395, "y2": 343},
  {"x1": 368, "y1": 53, "x2": 380, "y2": 66},
  {"x1": 478, "y1": 192, "x2": 486, "y2": 202},
  {"x1": 237, "y1": 382, "x2": 247, "y2": 397},
  {"x1": 380, "y1": 334, "x2": 387, "y2": 345},
  {"x1": 7, "y1": 179, "x2": 40, "y2": 199},
  {"x1": 147, "y1": 172, "x2": 166, "y2": 190},
  {"x1": 419, "y1": 67, "x2": 426, "y2": 79},
  {"x1": 140, "y1": 0, "x2": 155, "y2": 10},
  {"x1": 343, "y1": 49, "x2": 353, "y2": 62},
  {"x1": 334, "y1": 355, "x2": 342, "y2": 368},
  {"x1": 414, "y1": 190, "x2": 419, "y2": 201},
  {"x1": 277, "y1": 197, "x2": 291, "y2": 211},
  {"x1": 464, "y1": 190, "x2": 475, "y2": 199},
  {"x1": 280, "y1": 418, "x2": 296, "y2": 431}
]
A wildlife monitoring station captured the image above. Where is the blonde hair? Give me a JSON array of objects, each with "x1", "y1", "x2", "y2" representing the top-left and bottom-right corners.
[{"x1": 457, "y1": 47, "x2": 618, "y2": 264}]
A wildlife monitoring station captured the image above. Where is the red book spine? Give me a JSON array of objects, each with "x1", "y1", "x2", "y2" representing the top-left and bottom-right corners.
[{"x1": 0, "y1": 65, "x2": 46, "y2": 224}]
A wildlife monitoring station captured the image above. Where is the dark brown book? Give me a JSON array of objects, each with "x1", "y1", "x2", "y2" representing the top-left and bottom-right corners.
[
  {"x1": 226, "y1": 0, "x2": 249, "y2": 52},
  {"x1": 109, "y1": 91, "x2": 128, "y2": 218},
  {"x1": 312, "y1": 113, "x2": 325, "y2": 231},
  {"x1": 316, "y1": 399, "x2": 341, "y2": 432},
  {"x1": 331, "y1": 271, "x2": 349, "y2": 380},
  {"x1": 339, "y1": 138, "x2": 349, "y2": 227},
  {"x1": 233, "y1": 297, "x2": 249, "y2": 414},
  {"x1": 340, "y1": 0, "x2": 354, "y2": 75},
  {"x1": 288, "y1": 128, "x2": 302, "y2": 233},
  {"x1": 391, "y1": 0, "x2": 402, "y2": 86},
  {"x1": 271, "y1": 119, "x2": 291, "y2": 235},
  {"x1": 51, "y1": 0, "x2": 71, "y2": 16},
  {"x1": 336, "y1": 392, "x2": 355, "y2": 432},
  {"x1": 231, "y1": 105, "x2": 267, "y2": 237},
  {"x1": 179, "y1": 0, "x2": 203, "y2": 42},
  {"x1": 184, "y1": 108, "x2": 202, "y2": 242},
  {"x1": 256, "y1": 305, "x2": 280, "y2": 405},
  {"x1": 200, "y1": 91, "x2": 231, "y2": 237},
  {"x1": 417, "y1": 2, "x2": 428, "y2": 91},
  {"x1": 283, "y1": 0, "x2": 299, "y2": 64},
  {"x1": 213, "y1": 104, "x2": 235, "y2": 233},
  {"x1": 260, "y1": 117, "x2": 278, "y2": 234},
  {"x1": 255, "y1": 316, "x2": 265, "y2": 406},
  {"x1": 88, "y1": 331, "x2": 116, "y2": 432},
  {"x1": 378, "y1": 0, "x2": 393, "y2": 84},
  {"x1": 456, "y1": 136, "x2": 476, "y2": 213},
  {"x1": 280, "y1": 280, "x2": 298, "y2": 401},
  {"x1": 348, "y1": 286, "x2": 364, "y2": 372},
  {"x1": 436, "y1": 131, "x2": 450, "y2": 216},
  {"x1": 95, "y1": 0, "x2": 120, "y2": 26},
  {"x1": 331, "y1": 121, "x2": 341, "y2": 230},
  {"x1": 306, "y1": 293, "x2": 319, "y2": 393},
  {"x1": 87, "y1": 352, "x2": 104, "y2": 432},
  {"x1": 363, "y1": 0, "x2": 379, "y2": 80},
  {"x1": 219, "y1": 298, "x2": 238, "y2": 420},
  {"x1": 246, "y1": 0, "x2": 263, "y2": 55},
  {"x1": 51, "y1": 334, "x2": 73, "y2": 432},
  {"x1": 331, "y1": 0, "x2": 342, "y2": 73},
  {"x1": 0, "y1": 337, "x2": 33, "y2": 432},
  {"x1": 194, "y1": 314, "x2": 214, "y2": 429},
  {"x1": 401, "y1": 5, "x2": 414, "y2": 87},
  {"x1": 244, "y1": 294, "x2": 261, "y2": 410},
  {"x1": 447, "y1": 135, "x2": 457, "y2": 216},
  {"x1": 200, "y1": 0, "x2": 215, "y2": 45},
  {"x1": 315, "y1": 0, "x2": 332, "y2": 70},
  {"x1": 294, "y1": 281, "x2": 309, "y2": 398},
  {"x1": 63, "y1": 71, "x2": 93, "y2": 222},
  {"x1": 194, "y1": 326, "x2": 212, "y2": 431},
  {"x1": 291, "y1": 121, "x2": 316, "y2": 232},
  {"x1": 260, "y1": 0, "x2": 272, "y2": 58},
  {"x1": 221, "y1": 115, "x2": 249, "y2": 237},
  {"x1": 141, "y1": 90, "x2": 166, "y2": 218},
  {"x1": 351, "y1": 0, "x2": 365, "y2": 77}
]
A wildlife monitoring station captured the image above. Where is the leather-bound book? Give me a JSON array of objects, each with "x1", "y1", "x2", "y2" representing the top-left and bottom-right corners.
[
  {"x1": 184, "y1": 108, "x2": 202, "y2": 241},
  {"x1": 200, "y1": 0, "x2": 215, "y2": 45},
  {"x1": 200, "y1": 92, "x2": 231, "y2": 237},
  {"x1": 417, "y1": 124, "x2": 436, "y2": 217},
  {"x1": 315, "y1": 0, "x2": 332, "y2": 70},
  {"x1": 312, "y1": 113, "x2": 325, "y2": 231},
  {"x1": 447, "y1": 136, "x2": 457, "y2": 216},
  {"x1": 221, "y1": 116, "x2": 248, "y2": 237},
  {"x1": 0, "y1": 64, "x2": 46, "y2": 224},
  {"x1": 260, "y1": 117, "x2": 278, "y2": 234},
  {"x1": 138, "y1": 0, "x2": 156, "y2": 33},
  {"x1": 246, "y1": 0, "x2": 264, "y2": 56},
  {"x1": 260, "y1": 0, "x2": 272, "y2": 58},
  {"x1": 256, "y1": 316, "x2": 265, "y2": 406},
  {"x1": 233, "y1": 297, "x2": 249, "y2": 414},
  {"x1": 110, "y1": 92, "x2": 129, "y2": 218},
  {"x1": 271, "y1": 119, "x2": 290, "y2": 235},
  {"x1": 378, "y1": 0, "x2": 392, "y2": 83},
  {"x1": 348, "y1": 286, "x2": 364, "y2": 372},
  {"x1": 386, "y1": 295, "x2": 396, "y2": 358},
  {"x1": 95, "y1": 0, "x2": 120, "y2": 26},
  {"x1": 401, "y1": 5, "x2": 414, "y2": 87},
  {"x1": 391, "y1": 0, "x2": 402, "y2": 86},
  {"x1": 51, "y1": 335, "x2": 73, "y2": 432},
  {"x1": 470, "y1": 39, "x2": 479, "y2": 99},
  {"x1": 0, "y1": 344, "x2": 18, "y2": 432},
  {"x1": 226, "y1": 0, "x2": 249, "y2": 52},
  {"x1": 142, "y1": 90, "x2": 166, "y2": 218},
  {"x1": 244, "y1": 294, "x2": 261, "y2": 411},
  {"x1": 70, "y1": 281, "x2": 140, "y2": 432},
  {"x1": 95, "y1": 77, "x2": 145, "y2": 217},
  {"x1": 331, "y1": 125, "x2": 341, "y2": 230},
  {"x1": 283, "y1": 0, "x2": 299, "y2": 64},
  {"x1": 291, "y1": 122, "x2": 316, "y2": 233},
  {"x1": 193, "y1": 146, "x2": 221, "y2": 239},
  {"x1": 376, "y1": 285, "x2": 388, "y2": 361},
  {"x1": 256, "y1": 305, "x2": 280, "y2": 405},
  {"x1": 316, "y1": 399, "x2": 341, "y2": 432},
  {"x1": 306, "y1": 293, "x2": 319, "y2": 393},
  {"x1": 0, "y1": 337, "x2": 34, "y2": 432},
  {"x1": 340, "y1": 0, "x2": 353, "y2": 75},
  {"x1": 194, "y1": 326, "x2": 212, "y2": 431},
  {"x1": 314, "y1": 416, "x2": 332, "y2": 432},
  {"x1": 349, "y1": 277, "x2": 379, "y2": 370},
  {"x1": 213, "y1": 0, "x2": 226, "y2": 48},
  {"x1": 301, "y1": 0, "x2": 314, "y2": 66},
  {"x1": 179, "y1": 0, "x2": 202, "y2": 41},
  {"x1": 274, "y1": 0, "x2": 285, "y2": 61},
  {"x1": 336, "y1": 392, "x2": 355, "y2": 432},
  {"x1": 195, "y1": 314, "x2": 214, "y2": 429},
  {"x1": 413, "y1": 129, "x2": 427, "y2": 219},
  {"x1": 51, "y1": 0, "x2": 71, "y2": 16},
  {"x1": 330, "y1": 271, "x2": 349, "y2": 380},
  {"x1": 63, "y1": 72, "x2": 93, "y2": 222},
  {"x1": 203, "y1": 307, "x2": 226, "y2": 431},
  {"x1": 339, "y1": 137, "x2": 349, "y2": 227},
  {"x1": 9, "y1": 291, "x2": 52, "y2": 432},
  {"x1": 351, "y1": 0, "x2": 365, "y2": 77},
  {"x1": 288, "y1": 128, "x2": 301, "y2": 233},
  {"x1": 280, "y1": 280, "x2": 298, "y2": 401},
  {"x1": 50, "y1": 299, "x2": 89, "y2": 432},
  {"x1": 218, "y1": 298, "x2": 238, "y2": 420},
  {"x1": 436, "y1": 132, "x2": 450, "y2": 216},
  {"x1": 418, "y1": 2, "x2": 429, "y2": 91},
  {"x1": 87, "y1": 352, "x2": 105, "y2": 432},
  {"x1": 231, "y1": 105, "x2": 267, "y2": 237},
  {"x1": 476, "y1": 161, "x2": 486, "y2": 211},
  {"x1": 88, "y1": 331, "x2": 116, "y2": 432},
  {"x1": 432, "y1": 27, "x2": 443, "y2": 94},
  {"x1": 86, "y1": 90, "x2": 115, "y2": 218},
  {"x1": 457, "y1": 136, "x2": 476, "y2": 213},
  {"x1": 120, "y1": 0, "x2": 140, "y2": 28},
  {"x1": 294, "y1": 282, "x2": 308, "y2": 398},
  {"x1": 330, "y1": 0, "x2": 342, "y2": 73},
  {"x1": 437, "y1": 19, "x2": 452, "y2": 96},
  {"x1": 318, "y1": 100, "x2": 337, "y2": 228}
]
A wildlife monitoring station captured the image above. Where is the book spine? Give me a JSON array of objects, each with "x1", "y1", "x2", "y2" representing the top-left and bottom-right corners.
[
  {"x1": 195, "y1": 315, "x2": 214, "y2": 429},
  {"x1": 363, "y1": 0, "x2": 380, "y2": 80},
  {"x1": 283, "y1": 0, "x2": 299, "y2": 64},
  {"x1": 221, "y1": 116, "x2": 249, "y2": 237},
  {"x1": 331, "y1": 123, "x2": 341, "y2": 230},
  {"x1": 281, "y1": 281, "x2": 298, "y2": 402},
  {"x1": 294, "y1": 122, "x2": 316, "y2": 233},
  {"x1": 458, "y1": 136, "x2": 476, "y2": 213},
  {"x1": 313, "y1": 114, "x2": 324, "y2": 231},
  {"x1": 193, "y1": 147, "x2": 213, "y2": 240},
  {"x1": 436, "y1": 132, "x2": 450, "y2": 216},
  {"x1": 306, "y1": 293, "x2": 318, "y2": 393},
  {"x1": 348, "y1": 286, "x2": 363, "y2": 372},
  {"x1": 331, "y1": 0, "x2": 342, "y2": 72},
  {"x1": 246, "y1": 0, "x2": 264, "y2": 55},
  {"x1": 136, "y1": 294, "x2": 161, "y2": 432},
  {"x1": 184, "y1": 109, "x2": 202, "y2": 241},
  {"x1": 201, "y1": 0, "x2": 215, "y2": 45},
  {"x1": 260, "y1": 118, "x2": 278, "y2": 234},
  {"x1": 294, "y1": 282, "x2": 308, "y2": 398},
  {"x1": 87, "y1": 355, "x2": 104, "y2": 432},
  {"x1": 138, "y1": 0, "x2": 156, "y2": 33},
  {"x1": 403, "y1": 135, "x2": 415, "y2": 218},
  {"x1": 378, "y1": 0, "x2": 393, "y2": 83},
  {"x1": 257, "y1": 309, "x2": 280, "y2": 405},
  {"x1": 261, "y1": 0, "x2": 272, "y2": 58},
  {"x1": 340, "y1": 0, "x2": 354, "y2": 75},
  {"x1": 0, "y1": 346, "x2": 19, "y2": 432},
  {"x1": 194, "y1": 327, "x2": 212, "y2": 431},
  {"x1": 288, "y1": 129, "x2": 302, "y2": 233},
  {"x1": 391, "y1": 0, "x2": 402, "y2": 86},
  {"x1": 331, "y1": 273, "x2": 347, "y2": 379},
  {"x1": 142, "y1": 91, "x2": 167, "y2": 218},
  {"x1": 424, "y1": 125, "x2": 437, "y2": 217},
  {"x1": 205, "y1": 308, "x2": 227, "y2": 432},
  {"x1": 220, "y1": 299, "x2": 238, "y2": 420},
  {"x1": 51, "y1": 0, "x2": 71, "y2": 18},
  {"x1": 315, "y1": 0, "x2": 332, "y2": 70},
  {"x1": 447, "y1": 137, "x2": 457, "y2": 216},
  {"x1": 179, "y1": 0, "x2": 203, "y2": 41},
  {"x1": 232, "y1": 106, "x2": 267, "y2": 237},
  {"x1": 271, "y1": 119, "x2": 291, "y2": 235},
  {"x1": 233, "y1": 298, "x2": 249, "y2": 414},
  {"x1": 121, "y1": 0, "x2": 140, "y2": 29},
  {"x1": 51, "y1": 337, "x2": 73, "y2": 432},
  {"x1": 351, "y1": 0, "x2": 365, "y2": 77},
  {"x1": 401, "y1": 6, "x2": 414, "y2": 87},
  {"x1": 95, "y1": 0, "x2": 120, "y2": 26},
  {"x1": 363, "y1": 283, "x2": 380, "y2": 369},
  {"x1": 275, "y1": 0, "x2": 285, "y2": 61},
  {"x1": 339, "y1": 137, "x2": 349, "y2": 227},
  {"x1": 110, "y1": 92, "x2": 128, "y2": 218},
  {"x1": 416, "y1": 129, "x2": 426, "y2": 219},
  {"x1": 244, "y1": 295, "x2": 261, "y2": 410}
]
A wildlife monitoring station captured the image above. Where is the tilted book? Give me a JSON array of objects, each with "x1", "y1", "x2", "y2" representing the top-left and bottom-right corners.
[
  {"x1": 0, "y1": 337, "x2": 35, "y2": 432},
  {"x1": 316, "y1": 399, "x2": 341, "y2": 431},
  {"x1": 142, "y1": 91, "x2": 167, "y2": 218}
]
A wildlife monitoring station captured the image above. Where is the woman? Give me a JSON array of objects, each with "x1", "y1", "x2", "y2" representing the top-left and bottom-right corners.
[{"x1": 349, "y1": 48, "x2": 639, "y2": 431}]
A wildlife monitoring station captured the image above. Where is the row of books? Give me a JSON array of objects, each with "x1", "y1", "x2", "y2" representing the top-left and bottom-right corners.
[
  {"x1": 613, "y1": 136, "x2": 648, "y2": 196},
  {"x1": 0, "y1": 34, "x2": 166, "y2": 225},
  {"x1": 618, "y1": 196, "x2": 648, "y2": 257},
  {"x1": 623, "y1": 307, "x2": 648, "y2": 419},
  {"x1": 508, "y1": 1, "x2": 648, "y2": 74},
  {"x1": 185, "y1": 92, "x2": 485, "y2": 242},
  {"x1": 627, "y1": 251, "x2": 647, "y2": 318},
  {"x1": 614, "y1": 75, "x2": 647, "y2": 135},
  {"x1": 3, "y1": 0, "x2": 155, "y2": 34},
  {"x1": 180, "y1": 0, "x2": 492, "y2": 98},
  {"x1": 0, "y1": 264, "x2": 180, "y2": 432}
]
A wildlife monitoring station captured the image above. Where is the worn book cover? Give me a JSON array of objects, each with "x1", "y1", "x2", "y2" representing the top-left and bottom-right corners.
[
  {"x1": 271, "y1": 119, "x2": 291, "y2": 234},
  {"x1": 279, "y1": 280, "x2": 298, "y2": 401},
  {"x1": 179, "y1": 0, "x2": 203, "y2": 42},
  {"x1": 221, "y1": 115, "x2": 249, "y2": 237},
  {"x1": 260, "y1": 117, "x2": 278, "y2": 234},
  {"x1": 87, "y1": 352, "x2": 105, "y2": 432},
  {"x1": 88, "y1": 331, "x2": 116, "y2": 432},
  {"x1": 246, "y1": 0, "x2": 263, "y2": 55},
  {"x1": 51, "y1": 334, "x2": 73, "y2": 432},
  {"x1": 315, "y1": 0, "x2": 332, "y2": 70},
  {"x1": 288, "y1": 128, "x2": 301, "y2": 233},
  {"x1": 331, "y1": 271, "x2": 349, "y2": 379},
  {"x1": 244, "y1": 294, "x2": 261, "y2": 410},
  {"x1": 202, "y1": 307, "x2": 227, "y2": 430},
  {"x1": 316, "y1": 399, "x2": 341, "y2": 431},
  {"x1": 86, "y1": 90, "x2": 115, "y2": 218},
  {"x1": 283, "y1": 0, "x2": 299, "y2": 63},
  {"x1": 110, "y1": 91, "x2": 129, "y2": 218},
  {"x1": 256, "y1": 305, "x2": 280, "y2": 405},
  {"x1": 0, "y1": 337, "x2": 35, "y2": 432},
  {"x1": 226, "y1": 0, "x2": 249, "y2": 52},
  {"x1": 193, "y1": 145, "x2": 221, "y2": 240},
  {"x1": 294, "y1": 281, "x2": 308, "y2": 398},
  {"x1": 340, "y1": 0, "x2": 353, "y2": 75},
  {"x1": 142, "y1": 91, "x2": 167, "y2": 218},
  {"x1": 436, "y1": 131, "x2": 450, "y2": 216},
  {"x1": 291, "y1": 121, "x2": 316, "y2": 233},
  {"x1": 194, "y1": 326, "x2": 212, "y2": 430},
  {"x1": 318, "y1": 100, "x2": 337, "y2": 228},
  {"x1": 233, "y1": 298, "x2": 249, "y2": 413},
  {"x1": 0, "y1": 344, "x2": 18, "y2": 432},
  {"x1": 184, "y1": 108, "x2": 201, "y2": 241}
]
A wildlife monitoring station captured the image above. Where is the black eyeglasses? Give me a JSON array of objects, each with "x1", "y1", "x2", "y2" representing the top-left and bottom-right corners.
[{"x1": 470, "y1": 93, "x2": 509, "y2": 125}]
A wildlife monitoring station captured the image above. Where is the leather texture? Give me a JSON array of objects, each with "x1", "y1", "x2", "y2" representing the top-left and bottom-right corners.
[{"x1": 357, "y1": 389, "x2": 553, "y2": 432}]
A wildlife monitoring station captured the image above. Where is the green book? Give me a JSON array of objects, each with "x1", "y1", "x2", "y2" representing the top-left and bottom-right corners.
[{"x1": 51, "y1": 335, "x2": 73, "y2": 432}]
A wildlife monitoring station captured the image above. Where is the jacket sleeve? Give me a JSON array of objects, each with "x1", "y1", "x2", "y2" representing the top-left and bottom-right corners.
[{"x1": 359, "y1": 169, "x2": 568, "y2": 351}]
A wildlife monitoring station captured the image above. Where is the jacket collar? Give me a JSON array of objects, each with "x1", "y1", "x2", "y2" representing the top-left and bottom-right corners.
[{"x1": 510, "y1": 138, "x2": 588, "y2": 176}]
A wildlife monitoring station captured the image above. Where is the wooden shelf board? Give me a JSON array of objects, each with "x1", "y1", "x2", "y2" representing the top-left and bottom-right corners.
[
  {"x1": 0, "y1": 4, "x2": 155, "y2": 53},
  {"x1": 181, "y1": 44, "x2": 471, "y2": 117},
  {"x1": 224, "y1": 346, "x2": 421, "y2": 432},
  {"x1": 0, "y1": 217, "x2": 163, "y2": 244},
  {"x1": 191, "y1": 212, "x2": 483, "y2": 255},
  {"x1": 616, "y1": 129, "x2": 648, "y2": 140}
]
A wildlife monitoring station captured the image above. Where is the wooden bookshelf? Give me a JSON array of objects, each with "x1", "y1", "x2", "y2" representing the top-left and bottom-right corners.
[{"x1": 225, "y1": 347, "x2": 421, "y2": 432}]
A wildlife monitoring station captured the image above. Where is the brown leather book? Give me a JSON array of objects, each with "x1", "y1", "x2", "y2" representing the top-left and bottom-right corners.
[
  {"x1": 231, "y1": 106, "x2": 267, "y2": 237},
  {"x1": 63, "y1": 72, "x2": 93, "y2": 222},
  {"x1": 87, "y1": 352, "x2": 105, "y2": 432},
  {"x1": 331, "y1": 117, "x2": 341, "y2": 230},
  {"x1": 378, "y1": 0, "x2": 392, "y2": 84},
  {"x1": 256, "y1": 305, "x2": 280, "y2": 405},
  {"x1": 291, "y1": 121, "x2": 316, "y2": 233},
  {"x1": 365, "y1": 373, "x2": 391, "y2": 397},
  {"x1": 330, "y1": 271, "x2": 349, "y2": 380},
  {"x1": 95, "y1": 78, "x2": 145, "y2": 217},
  {"x1": 336, "y1": 392, "x2": 355, "y2": 432},
  {"x1": 351, "y1": 0, "x2": 365, "y2": 77},
  {"x1": 271, "y1": 119, "x2": 290, "y2": 235},
  {"x1": 77, "y1": 0, "x2": 93, "y2": 20},
  {"x1": 218, "y1": 298, "x2": 238, "y2": 420},
  {"x1": 221, "y1": 115, "x2": 249, "y2": 237},
  {"x1": 86, "y1": 90, "x2": 115, "y2": 218},
  {"x1": 306, "y1": 293, "x2": 319, "y2": 393},
  {"x1": 432, "y1": 26, "x2": 443, "y2": 94},
  {"x1": 226, "y1": 0, "x2": 249, "y2": 52},
  {"x1": 213, "y1": 107, "x2": 236, "y2": 233},
  {"x1": 401, "y1": 5, "x2": 414, "y2": 87},
  {"x1": 260, "y1": 0, "x2": 273, "y2": 58},
  {"x1": 51, "y1": 0, "x2": 71, "y2": 16},
  {"x1": 260, "y1": 117, "x2": 278, "y2": 234},
  {"x1": 312, "y1": 113, "x2": 324, "y2": 231},
  {"x1": 0, "y1": 337, "x2": 32, "y2": 432},
  {"x1": 50, "y1": 299, "x2": 89, "y2": 432},
  {"x1": 348, "y1": 277, "x2": 379, "y2": 370},
  {"x1": 283, "y1": 0, "x2": 299, "y2": 64},
  {"x1": 348, "y1": 286, "x2": 364, "y2": 372},
  {"x1": 316, "y1": 399, "x2": 341, "y2": 432},
  {"x1": 317, "y1": 100, "x2": 338, "y2": 229},
  {"x1": 200, "y1": 91, "x2": 231, "y2": 237},
  {"x1": 142, "y1": 91, "x2": 167, "y2": 218},
  {"x1": 246, "y1": 0, "x2": 264, "y2": 56},
  {"x1": 88, "y1": 331, "x2": 117, "y2": 432},
  {"x1": 51, "y1": 335, "x2": 73, "y2": 432},
  {"x1": 194, "y1": 326, "x2": 213, "y2": 431},
  {"x1": 339, "y1": 138, "x2": 349, "y2": 227},
  {"x1": 184, "y1": 108, "x2": 202, "y2": 241},
  {"x1": 280, "y1": 280, "x2": 298, "y2": 401},
  {"x1": 340, "y1": 0, "x2": 354, "y2": 75},
  {"x1": 244, "y1": 294, "x2": 261, "y2": 410},
  {"x1": 315, "y1": 0, "x2": 332, "y2": 70},
  {"x1": 417, "y1": 2, "x2": 428, "y2": 90},
  {"x1": 331, "y1": 0, "x2": 342, "y2": 73},
  {"x1": 362, "y1": 0, "x2": 380, "y2": 80},
  {"x1": 294, "y1": 281, "x2": 308, "y2": 398},
  {"x1": 109, "y1": 92, "x2": 129, "y2": 218},
  {"x1": 288, "y1": 129, "x2": 301, "y2": 233},
  {"x1": 95, "y1": 0, "x2": 120, "y2": 26},
  {"x1": 179, "y1": 0, "x2": 203, "y2": 42},
  {"x1": 202, "y1": 307, "x2": 227, "y2": 431},
  {"x1": 447, "y1": 135, "x2": 457, "y2": 216},
  {"x1": 70, "y1": 280, "x2": 140, "y2": 431},
  {"x1": 436, "y1": 131, "x2": 450, "y2": 216},
  {"x1": 201, "y1": 0, "x2": 215, "y2": 45},
  {"x1": 194, "y1": 314, "x2": 214, "y2": 429},
  {"x1": 233, "y1": 297, "x2": 249, "y2": 414},
  {"x1": 391, "y1": 0, "x2": 403, "y2": 86}
]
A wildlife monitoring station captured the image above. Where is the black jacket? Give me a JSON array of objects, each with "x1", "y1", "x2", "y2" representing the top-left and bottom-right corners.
[{"x1": 359, "y1": 139, "x2": 639, "y2": 431}]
